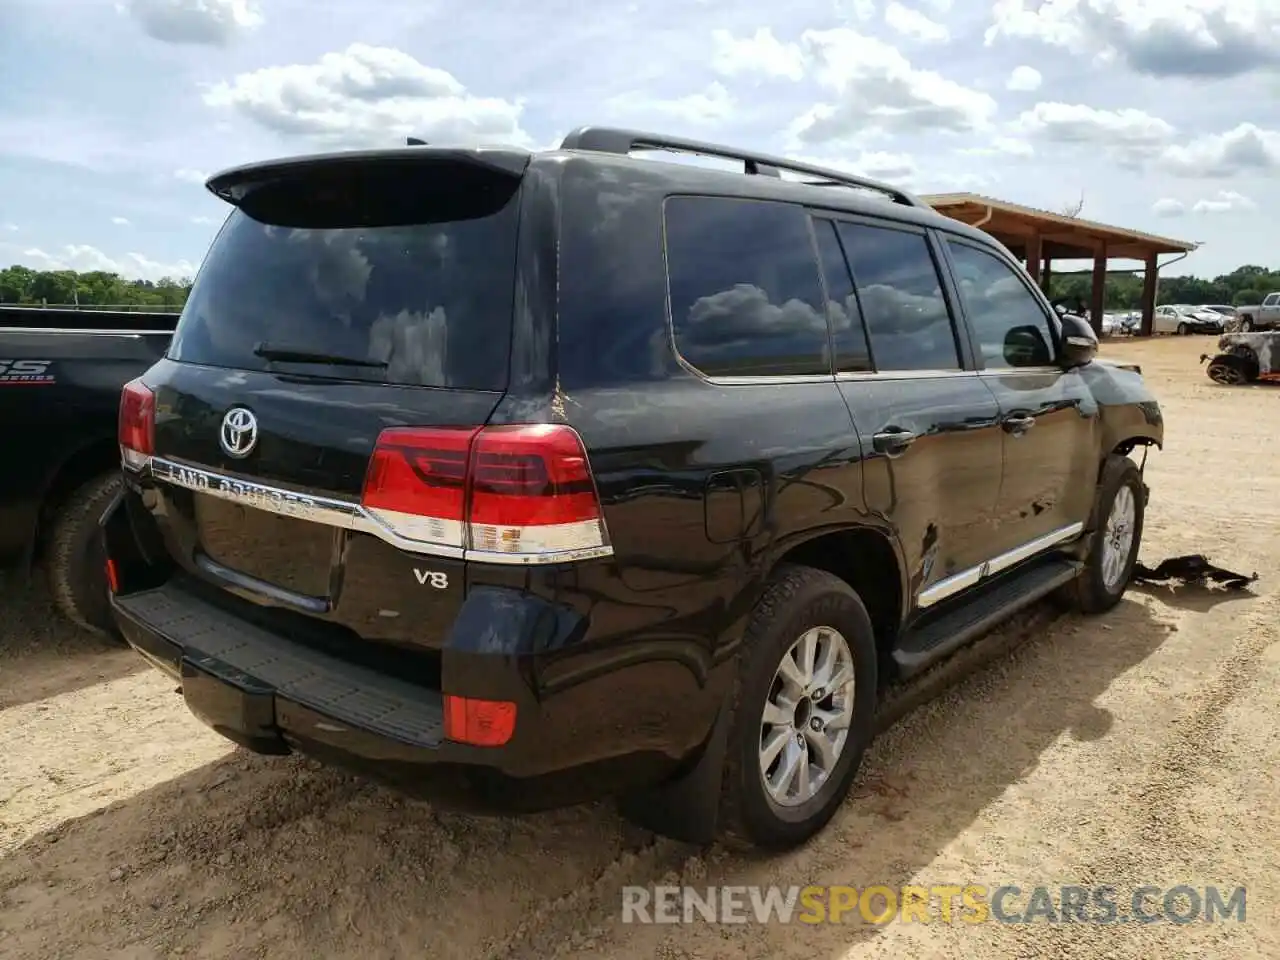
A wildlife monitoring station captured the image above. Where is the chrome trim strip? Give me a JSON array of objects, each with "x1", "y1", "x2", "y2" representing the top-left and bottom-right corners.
[
  {"x1": 916, "y1": 565, "x2": 983, "y2": 608},
  {"x1": 0, "y1": 327, "x2": 172, "y2": 336},
  {"x1": 836, "y1": 369, "x2": 976, "y2": 382},
  {"x1": 916, "y1": 521, "x2": 1084, "y2": 608},
  {"x1": 145, "y1": 456, "x2": 614, "y2": 566},
  {"x1": 982, "y1": 521, "x2": 1084, "y2": 577}
]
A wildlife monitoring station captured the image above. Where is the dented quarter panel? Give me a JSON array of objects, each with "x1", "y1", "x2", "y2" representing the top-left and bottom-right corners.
[{"x1": 1078, "y1": 358, "x2": 1164, "y2": 452}]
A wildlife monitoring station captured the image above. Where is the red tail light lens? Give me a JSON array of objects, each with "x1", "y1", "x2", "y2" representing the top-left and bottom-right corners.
[
  {"x1": 119, "y1": 378, "x2": 155, "y2": 470},
  {"x1": 360, "y1": 423, "x2": 610, "y2": 562},
  {"x1": 444, "y1": 694, "x2": 517, "y2": 747}
]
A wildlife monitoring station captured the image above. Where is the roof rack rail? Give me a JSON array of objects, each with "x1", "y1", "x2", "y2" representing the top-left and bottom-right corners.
[
  {"x1": 406, "y1": 137, "x2": 428, "y2": 146},
  {"x1": 558, "y1": 126, "x2": 926, "y2": 208}
]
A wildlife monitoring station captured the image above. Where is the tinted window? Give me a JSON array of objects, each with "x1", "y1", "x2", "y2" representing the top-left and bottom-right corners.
[
  {"x1": 813, "y1": 218, "x2": 872, "y2": 373},
  {"x1": 168, "y1": 161, "x2": 522, "y2": 389},
  {"x1": 945, "y1": 240, "x2": 1055, "y2": 369},
  {"x1": 836, "y1": 223, "x2": 959, "y2": 371},
  {"x1": 664, "y1": 196, "x2": 830, "y2": 378}
]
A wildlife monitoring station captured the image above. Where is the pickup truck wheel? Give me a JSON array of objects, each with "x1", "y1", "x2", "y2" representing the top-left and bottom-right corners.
[
  {"x1": 718, "y1": 564, "x2": 878, "y2": 850},
  {"x1": 1058, "y1": 455, "x2": 1145, "y2": 615},
  {"x1": 45, "y1": 471, "x2": 122, "y2": 639},
  {"x1": 1240, "y1": 317, "x2": 1254, "y2": 332}
]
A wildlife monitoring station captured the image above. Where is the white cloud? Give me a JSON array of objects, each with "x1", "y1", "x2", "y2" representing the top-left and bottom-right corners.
[
  {"x1": 710, "y1": 27, "x2": 805, "y2": 81},
  {"x1": 203, "y1": 43, "x2": 530, "y2": 148},
  {"x1": 122, "y1": 0, "x2": 262, "y2": 46},
  {"x1": 960, "y1": 136, "x2": 1035, "y2": 157},
  {"x1": 1152, "y1": 198, "x2": 1186, "y2": 217},
  {"x1": 985, "y1": 0, "x2": 1280, "y2": 78},
  {"x1": 1015, "y1": 102, "x2": 1175, "y2": 164},
  {"x1": 190, "y1": 215, "x2": 218, "y2": 225},
  {"x1": 174, "y1": 168, "x2": 210, "y2": 185},
  {"x1": 1192, "y1": 190, "x2": 1257, "y2": 214},
  {"x1": 835, "y1": 0, "x2": 878, "y2": 22},
  {"x1": 1156, "y1": 123, "x2": 1280, "y2": 177},
  {"x1": 789, "y1": 150, "x2": 919, "y2": 183},
  {"x1": 1006, "y1": 65, "x2": 1043, "y2": 91},
  {"x1": 2, "y1": 223, "x2": 17, "y2": 232},
  {"x1": 883, "y1": 2, "x2": 950, "y2": 43},
  {"x1": 792, "y1": 28, "x2": 996, "y2": 144},
  {"x1": 21, "y1": 245, "x2": 196, "y2": 281},
  {"x1": 111, "y1": 216, "x2": 131, "y2": 226},
  {"x1": 609, "y1": 83, "x2": 736, "y2": 125}
]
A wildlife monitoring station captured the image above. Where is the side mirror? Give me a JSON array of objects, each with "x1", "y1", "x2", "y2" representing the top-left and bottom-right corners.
[
  {"x1": 1004, "y1": 325, "x2": 1053, "y2": 367},
  {"x1": 1059, "y1": 313, "x2": 1098, "y2": 368}
]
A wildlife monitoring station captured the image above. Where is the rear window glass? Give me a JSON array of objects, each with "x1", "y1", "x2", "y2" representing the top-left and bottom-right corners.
[
  {"x1": 167, "y1": 160, "x2": 522, "y2": 389},
  {"x1": 664, "y1": 195, "x2": 830, "y2": 379}
]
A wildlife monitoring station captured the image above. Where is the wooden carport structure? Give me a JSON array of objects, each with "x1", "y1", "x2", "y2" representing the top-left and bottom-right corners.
[{"x1": 920, "y1": 193, "x2": 1200, "y2": 336}]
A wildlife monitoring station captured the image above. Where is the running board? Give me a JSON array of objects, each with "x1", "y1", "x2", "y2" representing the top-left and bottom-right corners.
[{"x1": 893, "y1": 557, "x2": 1083, "y2": 679}]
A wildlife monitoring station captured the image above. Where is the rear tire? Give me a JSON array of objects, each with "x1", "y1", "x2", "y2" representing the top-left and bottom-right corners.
[
  {"x1": 717, "y1": 564, "x2": 878, "y2": 850},
  {"x1": 1057, "y1": 455, "x2": 1144, "y2": 615},
  {"x1": 45, "y1": 471, "x2": 122, "y2": 639},
  {"x1": 1241, "y1": 317, "x2": 1254, "y2": 332}
]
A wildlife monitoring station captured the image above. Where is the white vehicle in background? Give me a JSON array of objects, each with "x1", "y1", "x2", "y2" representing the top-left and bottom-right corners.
[
  {"x1": 1153, "y1": 303, "x2": 1225, "y2": 335},
  {"x1": 1198, "y1": 304, "x2": 1240, "y2": 331}
]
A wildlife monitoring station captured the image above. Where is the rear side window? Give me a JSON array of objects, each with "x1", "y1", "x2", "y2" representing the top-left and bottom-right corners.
[
  {"x1": 836, "y1": 222, "x2": 959, "y2": 372},
  {"x1": 167, "y1": 159, "x2": 522, "y2": 389},
  {"x1": 664, "y1": 196, "x2": 830, "y2": 378}
]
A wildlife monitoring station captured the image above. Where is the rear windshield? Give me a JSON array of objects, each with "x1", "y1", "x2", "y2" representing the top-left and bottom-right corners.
[{"x1": 167, "y1": 159, "x2": 523, "y2": 389}]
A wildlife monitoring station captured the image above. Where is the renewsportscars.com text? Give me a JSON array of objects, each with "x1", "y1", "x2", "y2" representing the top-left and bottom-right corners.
[{"x1": 621, "y1": 884, "x2": 1247, "y2": 925}]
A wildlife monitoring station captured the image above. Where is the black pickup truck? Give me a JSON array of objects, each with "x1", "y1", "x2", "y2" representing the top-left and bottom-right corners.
[{"x1": 0, "y1": 306, "x2": 176, "y2": 634}]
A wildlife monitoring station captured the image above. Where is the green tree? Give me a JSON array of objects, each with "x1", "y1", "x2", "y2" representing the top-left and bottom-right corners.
[{"x1": 0, "y1": 264, "x2": 193, "y2": 310}]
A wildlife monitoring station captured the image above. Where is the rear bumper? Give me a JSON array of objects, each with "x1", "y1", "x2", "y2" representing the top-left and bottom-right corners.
[{"x1": 111, "y1": 581, "x2": 690, "y2": 811}]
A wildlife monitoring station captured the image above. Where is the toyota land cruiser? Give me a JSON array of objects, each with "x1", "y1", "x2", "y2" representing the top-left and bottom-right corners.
[{"x1": 102, "y1": 127, "x2": 1163, "y2": 850}]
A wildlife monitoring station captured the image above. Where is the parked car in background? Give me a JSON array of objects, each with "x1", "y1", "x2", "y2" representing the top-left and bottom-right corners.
[
  {"x1": 1101, "y1": 312, "x2": 1138, "y2": 337},
  {"x1": 1233, "y1": 293, "x2": 1280, "y2": 332},
  {"x1": 1198, "y1": 304, "x2": 1240, "y2": 331},
  {"x1": 1153, "y1": 304, "x2": 1224, "y2": 335},
  {"x1": 0, "y1": 306, "x2": 177, "y2": 634}
]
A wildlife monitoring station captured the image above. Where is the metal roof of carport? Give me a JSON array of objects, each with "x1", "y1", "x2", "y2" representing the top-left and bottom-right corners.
[{"x1": 919, "y1": 192, "x2": 1200, "y2": 261}]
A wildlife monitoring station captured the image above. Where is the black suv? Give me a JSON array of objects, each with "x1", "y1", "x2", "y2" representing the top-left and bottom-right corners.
[{"x1": 103, "y1": 128, "x2": 1163, "y2": 850}]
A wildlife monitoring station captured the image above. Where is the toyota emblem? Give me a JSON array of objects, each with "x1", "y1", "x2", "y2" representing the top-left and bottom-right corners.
[{"x1": 219, "y1": 407, "x2": 258, "y2": 458}]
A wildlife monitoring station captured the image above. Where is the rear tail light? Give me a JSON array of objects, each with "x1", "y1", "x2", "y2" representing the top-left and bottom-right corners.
[
  {"x1": 360, "y1": 423, "x2": 611, "y2": 563},
  {"x1": 444, "y1": 694, "x2": 517, "y2": 746},
  {"x1": 119, "y1": 378, "x2": 155, "y2": 470}
]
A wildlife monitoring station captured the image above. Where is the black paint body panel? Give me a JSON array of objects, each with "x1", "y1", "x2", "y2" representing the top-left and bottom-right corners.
[{"x1": 106, "y1": 146, "x2": 1165, "y2": 806}]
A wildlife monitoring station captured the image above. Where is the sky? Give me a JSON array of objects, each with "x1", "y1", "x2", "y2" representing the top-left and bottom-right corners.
[{"x1": 2, "y1": 0, "x2": 1278, "y2": 282}]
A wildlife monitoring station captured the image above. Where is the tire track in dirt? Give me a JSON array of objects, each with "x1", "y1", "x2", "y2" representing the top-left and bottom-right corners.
[{"x1": 488, "y1": 603, "x2": 1074, "y2": 959}]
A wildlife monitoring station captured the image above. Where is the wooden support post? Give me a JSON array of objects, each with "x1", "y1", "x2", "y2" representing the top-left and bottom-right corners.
[
  {"x1": 1140, "y1": 252, "x2": 1158, "y2": 337},
  {"x1": 1041, "y1": 259, "x2": 1052, "y2": 296},
  {"x1": 1089, "y1": 244, "x2": 1107, "y2": 337},
  {"x1": 1025, "y1": 234, "x2": 1042, "y2": 285}
]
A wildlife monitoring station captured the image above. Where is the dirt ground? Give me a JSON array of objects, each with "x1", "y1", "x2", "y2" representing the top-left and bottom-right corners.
[{"x1": 2, "y1": 334, "x2": 1277, "y2": 960}]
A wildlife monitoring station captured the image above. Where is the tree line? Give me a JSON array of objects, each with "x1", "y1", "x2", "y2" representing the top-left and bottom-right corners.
[
  {"x1": 0, "y1": 265, "x2": 192, "y2": 310},
  {"x1": 3, "y1": 261, "x2": 1279, "y2": 315}
]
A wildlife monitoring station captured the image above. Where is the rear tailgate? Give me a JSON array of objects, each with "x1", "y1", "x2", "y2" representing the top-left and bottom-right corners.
[{"x1": 130, "y1": 150, "x2": 527, "y2": 653}]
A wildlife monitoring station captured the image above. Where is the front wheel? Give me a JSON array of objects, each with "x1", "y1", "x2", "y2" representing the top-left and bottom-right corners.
[
  {"x1": 1057, "y1": 455, "x2": 1145, "y2": 615},
  {"x1": 1240, "y1": 317, "x2": 1254, "y2": 332},
  {"x1": 717, "y1": 565, "x2": 879, "y2": 850},
  {"x1": 1176, "y1": 322, "x2": 1188, "y2": 335}
]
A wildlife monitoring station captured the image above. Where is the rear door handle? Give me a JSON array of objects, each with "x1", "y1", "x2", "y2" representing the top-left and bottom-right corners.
[
  {"x1": 872, "y1": 428, "x2": 917, "y2": 456},
  {"x1": 1002, "y1": 415, "x2": 1035, "y2": 434}
]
